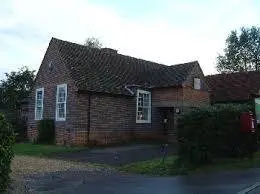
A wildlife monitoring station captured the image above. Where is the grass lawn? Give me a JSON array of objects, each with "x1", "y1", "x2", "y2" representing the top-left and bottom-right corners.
[
  {"x1": 14, "y1": 143, "x2": 85, "y2": 157},
  {"x1": 119, "y1": 156, "x2": 178, "y2": 176},
  {"x1": 119, "y1": 152, "x2": 260, "y2": 176}
]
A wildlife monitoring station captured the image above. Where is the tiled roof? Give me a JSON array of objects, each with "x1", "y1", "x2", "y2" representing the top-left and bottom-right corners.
[
  {"x1": 205, "y1": 71, "x2": 260, "y2": 103},
  {"x1": 52, "y1": 38, "x2": 197, "y2": 95}
]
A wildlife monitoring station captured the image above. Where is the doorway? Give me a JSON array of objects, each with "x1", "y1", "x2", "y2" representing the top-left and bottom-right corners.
[{"x1": 161, "y1": 107, "x2": 175, "y2": 137}]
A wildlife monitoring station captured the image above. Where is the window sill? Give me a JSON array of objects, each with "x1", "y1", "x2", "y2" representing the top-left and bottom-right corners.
[
  {"x1": 56, "y1": 118, "x2": 66, "y2": 122},
  {"x1": 136, "y1": 120, "x2": 151, "y2": 124}
]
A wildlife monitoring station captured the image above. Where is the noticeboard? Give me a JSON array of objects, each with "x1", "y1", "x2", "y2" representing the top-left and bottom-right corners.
[{"x1": 255, "y1": 98, "x2": 260, "y2": 124}]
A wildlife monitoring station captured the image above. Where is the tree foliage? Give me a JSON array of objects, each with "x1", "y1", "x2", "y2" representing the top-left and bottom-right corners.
[
  {"x1": 84, "y1": 37, "x2": 103, "y2": 49},
  {"x1": 0, "y1": 66, "x2": 36, "y2": 109},
  {"x1": 217, "y1": 26, "x2": 260, "y2": 73},
  {"x1": 0, "y1": 113, "x2": 15, "y2": 192}
]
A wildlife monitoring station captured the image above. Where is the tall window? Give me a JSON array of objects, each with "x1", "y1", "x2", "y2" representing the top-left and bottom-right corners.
[
  {"x1": 136, "y1": 89, "x2": 151, "y2": 123},
  {"x1": 35, "y1": 88, "x2": 44, "y2": 120},
  {"x1": 56, "y1": 84, "x2": 67, "y2": 121}
]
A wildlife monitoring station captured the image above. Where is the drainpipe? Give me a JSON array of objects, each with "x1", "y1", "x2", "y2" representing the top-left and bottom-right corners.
[{"x1": 87, "y1": 92, "x2": 91, "y2": 145}]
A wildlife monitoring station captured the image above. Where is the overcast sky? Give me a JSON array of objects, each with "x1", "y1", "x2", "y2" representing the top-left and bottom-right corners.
[{"x1": 0, "y1": 0, "x2": 260, "y2": 79}]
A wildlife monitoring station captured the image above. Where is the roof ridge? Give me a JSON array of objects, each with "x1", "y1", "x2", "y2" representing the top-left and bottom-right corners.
[
  {"x1": 206, "y1": 70, "x2": 260, "y2": 77},
  {"x1": 170, "y1": 60, "x2": 198, "y2": 66},
  {"x1": 51, "y1": 37, "x2": 198, "y2": 69},
  {"x1": 50, "y1": 37, "x2": 200, "y2": 95}
]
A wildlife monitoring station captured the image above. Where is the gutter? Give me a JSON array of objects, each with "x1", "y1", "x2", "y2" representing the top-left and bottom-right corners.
[{"x1": 87, "y1": 92, "x2": 91, "y2": 144}]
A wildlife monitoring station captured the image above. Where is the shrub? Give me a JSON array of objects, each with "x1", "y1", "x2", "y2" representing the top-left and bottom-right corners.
[
  {"x1": 37, "y1": 119, "x2": 55, "y2": 144},
  {"x1": 0, "y1": 113, "x2": 15, "y2": 192},
  {"x1": 178, "y1": 104, "x2": 253, "y2": 166}
]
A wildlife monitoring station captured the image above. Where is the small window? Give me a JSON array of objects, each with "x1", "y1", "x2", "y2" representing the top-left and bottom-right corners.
[
  {"x1": 136, "y1": 89, "x2": 151, "y2": 123},
  {"x1": 56, "y1": 84, "x2": 67, "y2": 121},
  {"x1": 48, "y1": 61, "x2": 53, "y2": 71},
  {"x1": 194, "y1": 78, "x2": 201, "y2": 90},
  {"x1": 35, "y1": 88, "x2": 44, "y2": 120}
]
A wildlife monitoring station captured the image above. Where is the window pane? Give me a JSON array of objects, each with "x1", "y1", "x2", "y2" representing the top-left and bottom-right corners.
[
  {"x1": 194, "y1": 78, "x2": 201, "y2": 89},
  {"x1": 37, "y1": 99, "x2": 42, "y2": 107},
  {"x1": 137, "y1": 107, "x2": 143, "y2": 120},
  {"x1": 143, "y1": 96, "x2": 149, "y2": 106},
  {"x1": 136, "y1": 90, "x2": 151, "y2": 122},
  {"x1": 35, "y1": 89, "x2": 43, "y2": 120},
  {"x1": 36, "y1": 107, "x2": 42, "y2": 119},
  {"x1": 142, "y1": 108, "x2": 148, "y2": 120},
  {"x1": 56, "y1": 85, "x2": 67, "y2": 120},
  {"x1": 138, "y1": 100, "x2": 143, "y2": 106},
  {"x1": 138, "y1": 93, "x2": 144, "y2": 106},
  {"x1": 137, "y1": 107, "x2": 148, "y2": 120},
  {"x1": 58, "y1": 87, "x2": 66, "y2": 102},
  {"x1": 59, "y1": 87, "x2": 65, "y2": 94},
  {"x1": 143, "y1": 102, "x2": 149, "y2": 107},
  {"x1": 37, "y1": 91, "x2": 42, "y2": 100},
  {"x1": 58, "y1": 103, "x2": 65, "y2": 118}
]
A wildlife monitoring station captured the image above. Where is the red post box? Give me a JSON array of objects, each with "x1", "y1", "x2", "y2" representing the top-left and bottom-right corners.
[{"x1": 240, "y1": 112, "x2": 256, "y2": 133}]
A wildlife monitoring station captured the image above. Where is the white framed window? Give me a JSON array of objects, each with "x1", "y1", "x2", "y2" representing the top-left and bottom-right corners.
[
  {"x1": 194, "y1": 78, "x2": 201, "y2": 90},
  {"x1": 136, "y1": 89, "x2": 151, "y2": 123},
  {"x1": 35, "y1": 88, "x2": 44, "y2": 120},
  {"x1": 56, "y1": 84, "x2": 67, "y2": 121}
]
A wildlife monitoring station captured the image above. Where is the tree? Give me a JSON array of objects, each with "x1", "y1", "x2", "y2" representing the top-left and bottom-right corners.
[
  {"x1": 216, "y1": 26, "x2": 260, "y2": 73},
  {"x1": 0, "y1": 66, "x2": 36, "y2": 109},
  {"x1": 84, "y1": 37, "x2": 102, "y2": 49}
]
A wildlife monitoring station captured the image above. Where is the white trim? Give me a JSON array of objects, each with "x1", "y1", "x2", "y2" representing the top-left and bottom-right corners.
[
  {"x1": 56, "y1": 84, "x2": 67, "y2": 121},
  {"x1": 35, "y1": 87, "x2": 44, "y2": 120},
  {"x1": 136, "y1": 89, "x2": 151, "y2": 123},
  {"x1": 237, "y1": 182, "x2": 260, "y2": 194}
]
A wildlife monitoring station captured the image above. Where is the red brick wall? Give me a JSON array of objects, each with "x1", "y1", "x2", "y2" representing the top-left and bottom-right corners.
[
  {"x1": 88, "y1": 93, "x2": 161, "y2": 145},
  {"x1": 182, "y1": 63, "x2": 210, "y2": 106},
  {"x1": 182, "y1": 85, "x2": 210, "y2": 106},
  {"x1": 152, "y1": 87, "x2": 183, "y2": 107},
  {"x1": 150, "y1": 64, "x2": 210, "y2": 143},
  {"x1": 152, "y1": 63, "x2": 210, "y2": 108},
  {"x1": 27, "y1": 40, "x2": 161, "y2": 145},
  {"x1": 27, "y1": 40, "x2": 86, "y2": 145}
]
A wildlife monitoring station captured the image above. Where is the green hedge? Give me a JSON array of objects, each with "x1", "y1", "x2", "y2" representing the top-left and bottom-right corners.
[
  {"x1": 37, "y1": 119, "x2": 55, "y2": 144},
  {"x1": 178, "y1": 104, "x2": 254, "y2": 166},
  {"x1": 0, "y1": 113, "x2": 15, "y2": 192}
]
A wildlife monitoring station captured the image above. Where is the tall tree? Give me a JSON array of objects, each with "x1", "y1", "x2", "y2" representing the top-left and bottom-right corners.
[
  {"x1": 84, "y1": 37, "x2": 102, "y2": 49},
  {"x1": 0, "y1": 66, "x2": 36, "y2": 109},
  {"x1": 216, "y1": 26, "x2": 260, "y2": 73}
]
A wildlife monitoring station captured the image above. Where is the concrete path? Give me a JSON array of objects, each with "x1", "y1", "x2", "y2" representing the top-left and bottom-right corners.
[
  {"x1": 23, "y1": 168, "x2": 260, "y2": 194},
  {"x1": 54, "y1": 144, "x2": 176, "y2": 166}
]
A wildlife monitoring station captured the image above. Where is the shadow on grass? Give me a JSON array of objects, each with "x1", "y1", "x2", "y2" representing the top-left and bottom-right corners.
[
  {"x1": 119, "y1": 152, "x2": 260, "y2": 176},
  {"x1": 14, "y1": 143, "x2": 85, "y2": 157}
]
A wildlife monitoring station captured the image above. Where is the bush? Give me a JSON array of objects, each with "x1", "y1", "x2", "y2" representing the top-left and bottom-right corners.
[
  {"x1": 37, "y1": 119, "x2": 55, "y2": 144},
  {"x1": 0, "y1": 113, "x2": 15, "y2": 192},
  {"x1": 178, "y1": 104, "x2": 253, "y2": 166},
  {"x1": 0, "y1": 108, "x2": 28, "y2": 143}
]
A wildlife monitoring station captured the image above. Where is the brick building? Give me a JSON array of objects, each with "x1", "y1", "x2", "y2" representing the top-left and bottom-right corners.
[
  {"x1": 27, "y1": 38, "x2": 210, "y2": 145},
  {"x1": 205, "y1": 71, "x2": 260, "y2": 104}
]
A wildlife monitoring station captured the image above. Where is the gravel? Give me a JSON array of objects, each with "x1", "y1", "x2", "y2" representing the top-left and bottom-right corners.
[{"x1": 8, "y1": 155, "x2": 117, "y2": 193}]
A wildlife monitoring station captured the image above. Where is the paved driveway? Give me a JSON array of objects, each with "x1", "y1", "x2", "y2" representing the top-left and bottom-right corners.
[
  {"x1": 22, "y1": 168, "x2": 260, "y2": 194},
  {"x1": 54, "y1": 144, "x2": 176, "y2": 166},
  {"x1": 15, "y1": 145, "x2": 260, "y2": 193}
]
